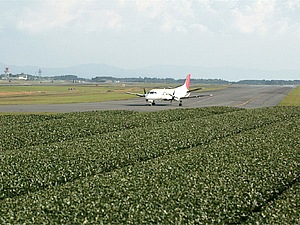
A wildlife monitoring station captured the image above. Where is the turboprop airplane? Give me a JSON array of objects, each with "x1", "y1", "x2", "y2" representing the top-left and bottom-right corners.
[{"x1": 126, "y1": 74, "x2": 212, "y2": 106}]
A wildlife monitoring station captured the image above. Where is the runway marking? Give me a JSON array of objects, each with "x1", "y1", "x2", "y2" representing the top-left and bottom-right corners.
[
  {"x1": 188, "y1": 96, "x2": 213, "y2": 106},
  {"x1": 235, "y1": 94, "x2": 266, "y2": 107}
]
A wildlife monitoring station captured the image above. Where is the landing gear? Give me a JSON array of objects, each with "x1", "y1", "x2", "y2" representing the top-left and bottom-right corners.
[
  {"x1": 179, "y1": 100, "x2": 182, "y2": 106},
  {"x1": 147, "y1": 100, "x2": 155, "y2": 106}
]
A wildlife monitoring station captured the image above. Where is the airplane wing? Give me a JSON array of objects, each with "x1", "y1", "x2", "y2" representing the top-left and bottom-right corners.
[
  {"x1": 126, "y1": 92, "x2": 145, "y2": 97},
  {"x1": 126, "y1": 88, "x2": 147, "y2": 97},
  {"x1": 181, "y1": 94, "x2": 213, "y2": 99},
  {"x1": 187, "y1": 87, "x2": 203, "y2": 93}
]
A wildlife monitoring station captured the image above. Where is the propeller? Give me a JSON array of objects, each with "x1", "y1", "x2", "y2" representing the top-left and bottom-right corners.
[{"x1": 168, "y1": 90, "x2": 176, "y2": 103}]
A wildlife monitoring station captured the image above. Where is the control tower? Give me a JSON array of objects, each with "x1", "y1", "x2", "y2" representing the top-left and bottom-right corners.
[
  {"x1": 38, "y1": 68, "x2": 42, "y2": 78},
  {"x1": 4, "y1": 67, "x2": 10, "y2": 79}
]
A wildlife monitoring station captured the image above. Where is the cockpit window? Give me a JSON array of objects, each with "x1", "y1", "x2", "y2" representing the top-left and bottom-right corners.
[{"x1": 148, "y1": 91, "x2": 157, "y2": 94}]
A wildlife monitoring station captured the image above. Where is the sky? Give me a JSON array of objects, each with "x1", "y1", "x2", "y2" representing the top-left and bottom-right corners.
[{"x1": 0, "y1": 0, "x2": 300, "y2": 80}]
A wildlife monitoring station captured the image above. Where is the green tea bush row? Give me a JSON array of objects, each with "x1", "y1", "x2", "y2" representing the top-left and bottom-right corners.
[
  {"x1": 247, "y1": 181, "x2": 300, "y2": 224},
  {"x1": 0, "y1": 107, "x2": 241, "y2": 152},
  {"x1": 0, "y1": 110, "x2": 299, "y2": 224},
  {"x1": 0, "y1": 110, "x2": 136, "y2": 151},
  {"x1": 0, "y1": 107, "x2": 298, "y2": 201}
]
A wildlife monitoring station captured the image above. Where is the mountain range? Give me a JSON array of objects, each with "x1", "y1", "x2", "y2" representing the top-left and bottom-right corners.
[{"x1": 1, "y1": 62, "x2": 299, "y2": 81}]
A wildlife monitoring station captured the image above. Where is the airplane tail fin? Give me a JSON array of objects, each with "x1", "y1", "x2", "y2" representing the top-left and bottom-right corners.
[{"x1": 184, "y1": 74, "x2": 191, "y2": 89}]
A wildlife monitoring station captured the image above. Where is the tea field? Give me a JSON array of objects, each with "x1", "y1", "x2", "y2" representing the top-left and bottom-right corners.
[{"x1": 0, "y1": 106, "x2": 299, "y2": 224}]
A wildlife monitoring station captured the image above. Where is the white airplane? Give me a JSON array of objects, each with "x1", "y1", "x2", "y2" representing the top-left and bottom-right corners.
[{"x1": 126, "y1": 74, "x2": 212, "y2": 106}]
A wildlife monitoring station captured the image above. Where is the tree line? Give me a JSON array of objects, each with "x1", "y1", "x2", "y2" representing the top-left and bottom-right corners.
[{"x1": 1, "y1": 73, "x2": 300, "y2": 85}]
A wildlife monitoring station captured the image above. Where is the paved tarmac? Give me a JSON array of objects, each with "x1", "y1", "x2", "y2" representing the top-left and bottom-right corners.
[{"x1": 0, "y1": 85, "x2": 294, "y2": 113}]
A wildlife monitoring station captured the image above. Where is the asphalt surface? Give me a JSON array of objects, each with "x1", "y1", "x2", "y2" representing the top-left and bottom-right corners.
[{"x1": 0, "y1": 85, "x2": 295, "y2": 113}]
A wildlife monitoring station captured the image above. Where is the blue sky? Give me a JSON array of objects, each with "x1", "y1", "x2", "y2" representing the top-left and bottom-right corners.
[{"x1": 1, "y1": 0, "x2": 300, "y2": 80}]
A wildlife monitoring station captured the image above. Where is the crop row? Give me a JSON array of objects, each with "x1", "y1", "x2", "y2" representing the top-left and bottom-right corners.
[
  {"x1": 0, "y1": 107, "x2": 298, "y2": 200},
  {"x1": 247, "y1": 181, "x2": 300, "y2": 224},
  {"x1": 0, "y1": 110, "x2": 136, "y2": 151},
  {"x1": 0, "y1": 108, "x2": 299, "y2": 224},
  {"x1": 0, "y1": 107, "x2": 241, "y2": 152}
]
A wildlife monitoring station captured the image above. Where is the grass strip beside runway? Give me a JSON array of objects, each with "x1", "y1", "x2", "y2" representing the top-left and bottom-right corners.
[{"x1": 279, "y1": 86, "x2": 300, "y2": 106}]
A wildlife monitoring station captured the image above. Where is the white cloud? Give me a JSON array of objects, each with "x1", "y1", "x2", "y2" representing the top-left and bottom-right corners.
[
  {"x1": 16, "y1": 1, "x2": 122, "y2": 33},
  {"x1": 189, "y1": 23, "x2": 209, "y2": 33},
  {"x1": 274, "y1": 18, "x2": 290, "y2": 34},
  {"x1": 4, "y1": 0, "x2": 226, "y2": 35},
  {"x1": 157, "y1": 0, "x2": 200, "y2": 33},
  {"x1": 4, "y1": 0, "x2": 300, "y2": 38},
  {"x1": 117, "y1": 0, "x2": 209, "y2": 34},
  {"x1": 233, "y1": 0, "x2": 275, "y2": 35},
  {"x1": 135, "y1": 0, "x2": 163, "y2": 18},
  {"x1": 74, "y1": 7, "x2": 122, "y2": 32},
  {"x1": 160, "y1": 14, "x2": 185, "y2": 33},
  {"x1": 231, "y1": 0, "x2": 300, "y2": 37},
  {"x1": 135, "y1": 0, "x2": 190, "y2": 32},
  {"x1": 17, "y1": 1, "x2": 78, "y2": 33},
  {"x1": 286, "y1": 0, "x2": 300, "y2": 10}
]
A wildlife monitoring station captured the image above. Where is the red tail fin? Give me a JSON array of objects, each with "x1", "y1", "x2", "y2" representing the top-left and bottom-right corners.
[{"x1": 185, "y1": 74, "x2": 191, "y2": 89}]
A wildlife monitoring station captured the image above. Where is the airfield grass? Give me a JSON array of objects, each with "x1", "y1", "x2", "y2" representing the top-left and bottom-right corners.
[
  {"x1": 0, "y1": 82, "x2": 224, "y2": 105},
  {"x1": 279, "y1": 86, "x2": 300, "y2": 106},
  {"x1": 0, "y1": 83, "x2": 131, "y2": 104}
]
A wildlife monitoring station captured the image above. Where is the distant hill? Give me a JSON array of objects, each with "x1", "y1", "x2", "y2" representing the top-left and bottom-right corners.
[{"x1": 1, "y1": 62, "x2": 300, "y2": 81}]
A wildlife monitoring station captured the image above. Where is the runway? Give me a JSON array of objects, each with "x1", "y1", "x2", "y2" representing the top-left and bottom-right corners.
[{"x1": 0, "y1": 85, "x2": 294, "y2": 113}]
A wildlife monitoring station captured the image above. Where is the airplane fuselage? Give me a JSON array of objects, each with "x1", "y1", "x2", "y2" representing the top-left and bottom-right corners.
[
  {"x1": 145, "y1": 88, "x2": 190, "y2": 101},
  {"x1": 145, "y1": 84, "x2": 190, "y2": 105}
]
